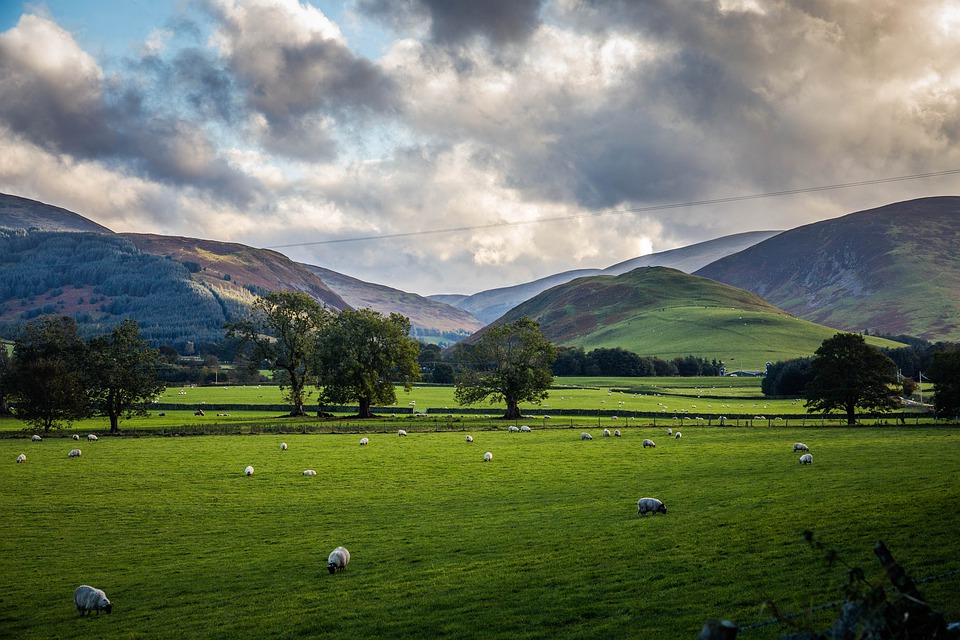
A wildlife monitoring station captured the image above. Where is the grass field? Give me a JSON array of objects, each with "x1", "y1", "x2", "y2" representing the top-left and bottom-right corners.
[{"x1": 2, "y1": 426, "x2": 958, "y2": 639}]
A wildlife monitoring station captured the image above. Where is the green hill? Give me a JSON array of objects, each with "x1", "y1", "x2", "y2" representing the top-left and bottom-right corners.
[
  {"x1": 695, "y1": 196, "x2": 960, "y2": 342},
  {"x1": 487, "y1": 266, "x2": 901, "y2": 368}
]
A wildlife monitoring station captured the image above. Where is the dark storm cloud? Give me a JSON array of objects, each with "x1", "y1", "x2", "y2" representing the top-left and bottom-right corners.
[{"x1": 360, "y1": 0, "x2": 544, "y2": 46}]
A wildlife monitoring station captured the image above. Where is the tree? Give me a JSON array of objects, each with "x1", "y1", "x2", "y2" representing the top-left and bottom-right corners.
[
  {"x1": 314, "y1": 309, "x2": 420, "y2": 418},
  {"x1": 226, "y1": 291, "x2": 331, "y2": 416},
  {"x1": 803, "y1": 333, "x2": 900, "y2": 425},
  {"x1": 928, "y1": 349, "x2": 960, "y2": 419},
  {"x1": 0, "y1": 346, "x2": 12, "y2": 415},
  {"x1": 762, "y1": 357, "x2": 813, "y2": 396},
  {"x1": 86, "y1": 319, "x2": 166, "y2": 432},
  {"x1": 6, "y1": 317, "x2": 90, "y2": 432},
  {"x1": 454, "y1": 318, "x2": 557, "y2": 420}
]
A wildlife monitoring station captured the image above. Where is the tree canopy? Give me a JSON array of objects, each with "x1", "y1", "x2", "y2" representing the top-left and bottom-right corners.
[
  {"x1": 86, "y1": 318, "x2": 166, "y2": 432},
  {"x1": 314, "y1": 309, "x2": 420, "y2": 418},
  {"x1": 929, "y1": 349, "x2": 960, "y2": 419},
  {"x1": 454, "y1": 318, "x2": 557, "y2": 420},
  {"x1": 803, "y1": 333, "x2": 900, "y2": 425},
  {"x1": 227, "y1": 290, "x2": 331, "y2": 416}
]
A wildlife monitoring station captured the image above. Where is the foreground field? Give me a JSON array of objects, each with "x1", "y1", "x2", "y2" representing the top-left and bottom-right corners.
[{"x1": 2, "y1": 427, "x2": 958, "y2": 639}]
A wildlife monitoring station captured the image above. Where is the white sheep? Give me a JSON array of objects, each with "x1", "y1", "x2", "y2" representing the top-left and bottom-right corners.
[
  {"x1": 637, "y1": 497, "x2": 667, "y2": 516},
  {"x1": 483, "y1": 451, "x2": 493, "y2": 462},
  {"x1": 280, "y1": 442, "x2": 287, "y2": 450},
  {"x1": 72, "y1": 434, "x2": 80, "y2": 441},
  {"x1": 31, "y1": 435, "x2": 41, "y2": 442},
  {"x1": 520, "y1": 425, "x2": 531, "y2": 432},
  {"x1": 799, "y1": 453, "x2": 813, "y2": 464},
  {"x1": 667, "y1": 428, "x2": 673, "y2": 436},
  {"x1": 87, "y1": 434, "x2": 98, "y2": 441},
  {"x1": 793, "y1": 443, "x2": 810, "y2": 452},
  {"x1": 303, "y1": 470, "x2": 317, "y2": 476},
  {"x1": 245, "y1": 465, "x2": 254, "y2": 476},
  {"x1": 67, "y1": 449, "x2": 81, "y2": 458},
  {"x1": 581, "y1": 432, "x2": 593, "y2": 440},
  {"x1": 675, "y1": 432, "x2": 681, "y2": 439},
  {"x1": 359, "y1": 437, "x2": 369, "y2": 446},
  {"x1": 16, "y1": 454, "x2": 26, "y2": 463},
  {"x1": 398, "y1": 429, "x2": 407, "y2": 437},
  {"x1": 614, "y1": 429, "x2": 621, "y2": 437},
  {"x1": 508, "y1": 426, "x2": 520, "y2": 432},
  {"x1": 465, "y1": 435, "x2": 474, "y2": 443},
  {"x1": 328, "y1": 546, "x2": 350, "y2": 573},
  {"x1": 603, "y1": 429, "x2": 611, "y2": 437},
  {"x1": 74, "y1": 585, "x2": 112, "y2": 615},
  {"x1": 643, "y1": 439, "x2": 656, "y2": 448}
]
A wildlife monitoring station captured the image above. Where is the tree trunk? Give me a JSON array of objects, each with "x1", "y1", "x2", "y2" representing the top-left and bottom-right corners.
[
  {"x1": 503, "y1": 399, "x2": 521, "y2": 420},
  {"x1": 357, "y1": 397, "x2": 373, "y2": 419},
  {"x1": 846, "y1": 402, "x2": 857, "y2": 425},
  {"x1": 109, "y1": 413, "x2": 120, "y2": 433}
]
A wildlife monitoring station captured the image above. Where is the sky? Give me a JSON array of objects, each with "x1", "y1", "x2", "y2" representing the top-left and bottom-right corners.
[{"x1": 2, "y1": 1, "x2": 960, "y2": 296}]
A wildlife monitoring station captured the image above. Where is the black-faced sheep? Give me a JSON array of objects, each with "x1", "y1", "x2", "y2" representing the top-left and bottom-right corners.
[
  {"x1": 31, "y1": 435, "x2": 41, "y2": 442},
  {"x1": 87, "y1": 434, "x2": 98, "y2": 441},
  {"x1": 675, "y1": 432, "x2": 681, "y2": 439},
  {"x1": 465, "y1": 435, "x2": 473, "y2": 443},
  {"x1": 328, "y1": 546, "x2": 350, "y2": 573},
  {"x1": 398, "y1": 429, "x2": 407, "y2": 437},
  {"x1": 303, "y1": 469, "x2": 317, "y2": 476},
  {"x1": 614, "y1": 429, "x2": 621, "y2": 437},
  {"x1": 244, "y1": 465, "x2": 254, "y2": 476},
  {"x1": 637, "y1": 497, "x2": 667, "y2": 516},
  {"x1": 280, "y1": 442, "x2": 287, "y2": 450},
  {"x1": 16, "y1": 454, "x2": 26, "y2": 463},
  {"x1": 667, "y1": 428, "x2": 673, "y2": 436},
  {"x1": 72, "y1": 434, "x2": 80, "y2": 441},
  {"x1": 508, "y1": 426, "x2": 520, "y2": 433},
  {"x1": 483, "y1": 451, "x2": 493, "y2": 462},
  {"x1": 799, "y1": 453, "x2": 813, "y2": 464},
  {"x1": 67, "y1": 449, "x2": 81, "y2": 458},
  {"x1": 603, "y1": 429, "x2": 611, "y2": 437},
  {"x1": 643, "y1": 439, "x2": 656, "y2": 448},
  {"x1": 581, "y1": 432, "x2": 593, "y2": 440},
  {"x1": 74, "y1": 585, "x2": 112, "y2": 615},
  {"x1": 520, "y1": 425, "x2": 531, "y2": 432},
  {"x1": 793, "y1": 443, "x2": 810, "y2": 452},
  {"x1": 359, "y1": 437, "x2": 369, "y2": 446}
]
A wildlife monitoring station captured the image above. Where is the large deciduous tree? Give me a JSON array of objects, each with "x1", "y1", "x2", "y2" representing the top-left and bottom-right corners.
[
  {"x1": 314, "y1": 309, "x2": 420, "y2": 418},
  {"x1": 6, "y1": 317, "x2": 90, "y2": 432},
  {"x1": 929, "y1": 349, "x2": 960, "y2": 420},
  {"x1": 227, "y1": 291, "x2": 331, "y2": 416},
  {"x1": 454, "y1": 318, "x2": 557, "y2": 420},
  {"x1": 803, "y1": 333, "x2": 900, "y2": 425},
  {"x1": 87, "y1": 319, "x2": 166, "y2": 432}
]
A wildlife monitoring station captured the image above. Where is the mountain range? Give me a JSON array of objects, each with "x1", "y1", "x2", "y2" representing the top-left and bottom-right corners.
[{"x1": 2, "y1": 192, "x2": 958, "y2": 359}]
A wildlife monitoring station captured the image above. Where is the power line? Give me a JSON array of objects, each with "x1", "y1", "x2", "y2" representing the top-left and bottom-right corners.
[{"x1": 263, "y1": 168, "x2": 960, "y2": 249}]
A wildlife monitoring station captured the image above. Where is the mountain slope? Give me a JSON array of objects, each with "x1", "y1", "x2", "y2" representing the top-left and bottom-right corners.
[
  {"x1": 432, "y1": 230, "x2": 781, "y2": 323},
  {"x1": 695, "y1": 197, "x2": 960, "y2": 341},
  {"x1": 0, "y1": 193, "x2": 114, "y2": 233},
  {"x1": 303, "y1": 264, "x2": 484, "y2": 344},
  {"x1": 478, "y1": 266, "x2": 901, "y2": 367}
]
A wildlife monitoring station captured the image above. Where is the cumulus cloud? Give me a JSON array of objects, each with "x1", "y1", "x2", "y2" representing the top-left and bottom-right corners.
[{"x1": 2, "y1": 1, "x2": 960, "y2": 295}]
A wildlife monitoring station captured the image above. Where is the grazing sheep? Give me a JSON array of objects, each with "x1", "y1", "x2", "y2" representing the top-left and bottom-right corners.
[
  {"x1": 16, "y1": 454, "x2": 26, "y2": 463},
  {"x1": 637, "y1": 497, "x2": 667, "y2": 516},
  {"x1": 359, "y1": 437, "x2": 369, "y2": 446},
  {"x1": 74, "y1": 585, "x2": 112, "y2": 616},
  {"x1": 31, "y1": 435, "x2": 41, "y2": 442},
  {"x1": 799, "y1": 453, "x2": 813, "y2": 464},
  {"x1": 643, "y1": 439, "x2": 656, "y2": 448},
  {"x1": 194, "y1": 409, "x2": 205, "y2": 416},
  {"x1": 87, "y1": 434, "x2": 98, "y2": 441},
  {"x1": 675, "y1": 432, "x2": 681, "y2": 439},
  {"x1": 398, "y1": 430, "x2": 407, "y2": 437},
  {"x1": 465, "y1": 435, "x2": 473, "y2": 443},
  {"x1": 67, "y1": 449, "x2": 81, "y2": 458},
  {"x1": 520, "y1": 425, "x2": 531, "y2": 432},
  {"x1": 328, "y1": 546, "x2": 350, "y2": 574},
  {"x1": 793, "y1": 443, "x2": 810, "y2": 452},
  {"x1": 508, "y1": 426, "x2": 520, "y2": 433},
  {"x1": 303, "y1": 470, "x2": 317, "y2": 476},
  {"x1": 72, "y1": 434, "x2": 80, "y2": 441},
  {"x1": 280, "y1": 442, "x2": 287, "y2": 450},
  {"x1": 667, "y1": 428, "x2": 673, "y2": 436},
  {"x1": 603, "y1": 429, "x2": 611, "y2": 437},
  {"x1": 483, "y1": 451, "x2": 493, "y2": 462},
  {"x1": 245, "y1": 465, "x2": 254, "y2": 476},
  {"x1": 614, "y1": 429, "x2": 621, "y2": 437},
  {"x1": 581, "y1": 432, "x2": 593, "y2": 440}
]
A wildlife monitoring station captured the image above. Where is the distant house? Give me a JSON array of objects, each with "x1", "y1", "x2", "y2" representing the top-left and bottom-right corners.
[{"x1": 727, "y1": 370, "x2": 765, "y2": 377}]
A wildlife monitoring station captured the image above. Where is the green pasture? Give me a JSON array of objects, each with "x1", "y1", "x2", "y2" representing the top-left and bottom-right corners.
[{"x1": 2, "y1": 427, "x2": 958, "y2": 639}]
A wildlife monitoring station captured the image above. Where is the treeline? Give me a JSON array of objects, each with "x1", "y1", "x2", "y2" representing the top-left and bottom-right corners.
[{"x1": 551, "y1": 346, "x2": 724, "y2": 377}]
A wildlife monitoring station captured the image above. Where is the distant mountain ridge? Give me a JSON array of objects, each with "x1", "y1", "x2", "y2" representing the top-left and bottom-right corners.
[
  {"x1": 695, "y1": 196, "x2": 960, "y2": 342},
  {"x1": 431, "y1": 230, "x2": 782, "y2": 323},
  {"x1": 0, "y1": 193, "x2": 114, "y2": 233}
]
